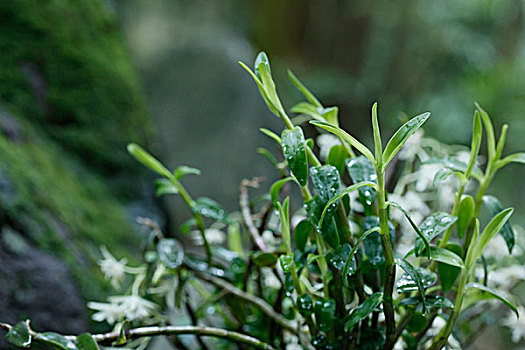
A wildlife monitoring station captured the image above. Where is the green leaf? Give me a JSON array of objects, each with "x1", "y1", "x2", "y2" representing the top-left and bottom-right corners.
[
  {"x1": 414, "y1": 212, "x2": 457, "y2": 256},
  {"x1": 157, "y1": 238, "x2": 184, "y2": 269},
  {"x1": 345, "y1": 292, "x2": 383, "y2": 331},
  {"x1": 287, "y1": 70, "x2": 322, "y2": 107},
  {"x1": 294, "y1": 219, "x2": 314, "y2": 252},
  {"x1": 327, "y1": 144, "x2": 347, "y2": 175},
  {"x1": 396, "y1": 265, "x2": 437, "y2": 293},
  {"x1": 174, "y1": 166, "x2": 201, "y2": 180},
  {"x1": 471, "y1": 208, "x2": 514, "y2": 263},
  {"x1": 260, "y1": 128, "x2": 282, "y2": 145},
  {"x1": 326, "y1": 244, "x2": 356, "y2": 276},
  {"x1": 467, "y1": 282, "x2": 519, "y2": 318},
  {"x1": 310, "y1": 165, "x2": 342, "y2": 205},
  {"x1": 5, "y1": 321, "x2": 31, "y2": 348},
  {"x1": 475, "y1": 103, "x2": 496, "y2": 163},
  {"x1": 386, "y1": 201, "x2": 431, "y2": 258},
  {"x1": 465, "y1": 111, "x2": 482, "y2": 179},
  {"x1": 346, "y1": 156, "x2": 378, "y2": 206},
  {"x1": 497, "y1": 152, "x2": 525, "y2": 169},
  {"x1": 342, "y1": 227, "x2": 380, "y2": 282},
  {"x1": 315, "y1": 298, "x2": 336, "y2": 332},
  {"x1": 270, "y1": 177, "x2": 295, "y2": 209},
  {"x1": 363, "y1": 216, "x2": 395, "y2": 267},
  {"x1": 154, "y1": 179, "x2": 178, "y2": 197},
  {"x1": 395, "y1": 260, "x2": 432, "y2": 312},
  {"x1": 438, "y1": 243, "x2": 462, "y2": 293},
  {"x1": 371, "y1": 102, "x2": 383, "y2": 166},
  {"x1": 398, "y1": 295, "x2": 453, "y2": 310},
  {"x1": 382, "y1": 112, "x2": 431, "y2": 168},
  {"x1": 191, "y1": 197, "x2": 232, "y2": 224},
  {"x1": 297, "y1": 294, "x2": 314, "y2": 316},
  {"x1": 281, "y1": 127, "x2": 308, "y2": 186},
  {"x1": 457, "y1": 196, "x2": 475, "y2": 238},
  {"x1": 433, "y1": 168, "x2": 454, "y2": 187},
  {"x1": 239, "y1": 61, "x2": 279, "y2": 116},
  {"x1": 310, "y1": 121, "x2": 376, "y2": 165},
  {"x1": 227, "y1": 222, "x2": 244, "y2": 257},
  {"x1": 429, "y1": 247, "x2": 464, "y2": 268},
  {"x1": 321, "y1": 107, "x2": 339, "y2": 126},
  {"x1": 277, "y1": 197, "x2": 292, "y2": 250},
  {"x1": 251, "y1": 252, "x2": 278, "y2": 267},
  {"x1": 75, "y1": 334, "x2": 100, "y2": 350},
  {"x1": 319, "y1": 181, "x2": 376, "y2": 227},
  {"x1": 257, "y1": 147, "x2": 280, "y2": 167},
  {"x1": 482, "y1": 196, "x2": 515, "y2": 253},
  {"x1": 127, "y1": 143, "x2": 172, "y2": 179},
  {"x1": 291, "y1": 101, "x2": 322, "y2": 120},
  {"x1": 279, "y1": 253, "x2": 294, "y2": 273},
  {"x1": 423, "y1": 156, "x2": 484, "y2": 182},
  {"x1": 36, "y1": 332, "x2": 77, "y2": 350}
]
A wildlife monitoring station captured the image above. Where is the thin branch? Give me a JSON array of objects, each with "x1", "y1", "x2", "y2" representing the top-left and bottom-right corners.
[
  {"x1": 1, "y1": 323, "x2": 275, "y2": 350},
  {"x1": 189, "y1": 268, "x2": 298, "y2": 335},
  {"x1": 240, "y1": 177, "x2": 268, "y2": 251}
]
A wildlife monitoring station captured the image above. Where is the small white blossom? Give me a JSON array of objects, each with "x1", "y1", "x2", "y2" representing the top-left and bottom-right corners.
[
  {"x1": 316, "y1": 134, "x2": 340, "y2": 160},
  {"x1": 191, "y1": 228, "x2": 226, "y2": 245},
  {"x1": 414, "y1": 164, "x2": 442, "y2": 192},
  {"x1": 261, "y1": 268, "x2": 282, "y2": 289},
  {"x1": 109, "y1": 295, "x2": 157, "y2": 321},
  {"x1": 477, "y1": 265, "x2": 525, "y2": 290},
  {"x1": 425, "y1": 317, "x2": 461, "y2": 349},
  {"x1": 262, "y1": 230, "x2": 279, "y2": 247},
  {"x1": 87, "y1": 301, "x2": 125, "y2": 325},
  {"x1": 98, "y1": 246, "x2": 127, "y2": 289},
  {"x1": 501, "y1": 306, "x2": 525, "y2": 343}
]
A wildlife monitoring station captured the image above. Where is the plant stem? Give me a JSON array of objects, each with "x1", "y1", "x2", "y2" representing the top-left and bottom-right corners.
[
  {"x1": 376, "y1": 170, "x2": 396, "y2": 349},
  {"x1": 93, "y1": 326, "x2": 276, "y2": 350},
  {"x1": 239, "y1": 178, "x2": 268, "y2": 251},
  {"x1": 439, "y1": 183, "x2": 465, "y2": 248},
  {"x1": 171, "y1": 178, "x2": 212, "y2": 265}
]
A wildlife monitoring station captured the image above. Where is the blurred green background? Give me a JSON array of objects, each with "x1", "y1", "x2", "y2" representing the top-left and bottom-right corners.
[{"x1": 115, "y1": 0, "x2": 525, "y2": 225}]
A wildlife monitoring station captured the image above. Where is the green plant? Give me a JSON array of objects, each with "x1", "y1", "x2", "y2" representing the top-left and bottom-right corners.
[{"x1": 2, "y1": 52, "x2": 524, "y2": 350}]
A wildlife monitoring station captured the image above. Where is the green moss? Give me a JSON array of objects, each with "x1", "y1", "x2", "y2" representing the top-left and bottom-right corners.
[
  {"x1": 0, "y1": 121, "x2": 141, "y2": 299},
  {"x1": 0, "y1": 0, "x2": 152, "y2": 174}
]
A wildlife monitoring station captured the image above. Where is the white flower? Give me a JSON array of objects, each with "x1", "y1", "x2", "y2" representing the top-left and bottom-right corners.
[
  {"x1": 109, "y1": 295, "x2": 158, "y2": 321},
  {"x1": 481, "y1": 265, "x2": 525, "y2": 290},
  {"x1": 98, "y1": 246, "x2": 127, "y2": 289},
  {"x1": 87, "y1": 301, "x2": 125, "y2": 325},
  {"x1": 261, "y1": 268, "x2": 281, "y2": 289},
  {"x1": 389, "y1": 191, "x2": 430, "y2": 233},
  {"x1": 425, "y1": 317, "x2": 461, "y2": 349},
  {"x1": 316, "y1": 134, "x2": 340, "y2": 160},
  {"x1": 502, "y1": 306, "x2": 525, "y2": 343},
  {"x1": 191, "y1": 228, "x2": 226, "y2": 245}
]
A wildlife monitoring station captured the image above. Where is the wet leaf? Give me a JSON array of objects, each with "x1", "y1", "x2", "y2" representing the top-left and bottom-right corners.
[
  {"x1": 467, "y1": 282, "x2": 519, "y2": 318},
  {"x1": 279, "y1": 253, "x2": 294, "y2": 273},
  {"x1": 363, "y1": 216, "x2": 395, "y2": 267},
  {"x1": 438, "y1": 243, "x2": 462, "y2": 293},
  {"x1": 415, "y1": 212, "x2": 457, "y2": 256},
  {"x1": 482, "y1": 196, "x2": 515, "y2": 253},
  {"x1": 346, "y1": 156, "x2": 377, "y2": 206},
  {"x1": 315, "y1": 298, "x2": 336, "y2": 332},
  {"x1": 191, "y1": 197, "x2": 232, "y2": 224},
  {"x1": 297, "y1": 294, "x2": 314, "y2": 316},
  {"x1": 75, "y1": 334, "x2": 100, "y2": 350},
  {"x1": 36, "y1": 332, "x2": 77, "y2": 350},
  {"x1": 457, "y1": 196, "x2": 474, "y2": 238},
  {"x1": 5, "y1": 321, "x2": 31, "y2": 348},
  {"x1": 282, "y1": 127, "x2": 308, "y2": 186},
  {"x1": 345, "y1": 292, "x2": 382, "y2": 331},
  {"x1": 429, "y1": 247, "x2": 463, "y2": 268},
  {"x1": 294, "y1": 219, "x2": 314, "y2": 252}
]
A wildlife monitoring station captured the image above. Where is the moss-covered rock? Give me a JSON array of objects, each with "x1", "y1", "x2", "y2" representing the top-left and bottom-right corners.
[{"x1": 0, "y1": 0, "x2": 157, "y2": 338}]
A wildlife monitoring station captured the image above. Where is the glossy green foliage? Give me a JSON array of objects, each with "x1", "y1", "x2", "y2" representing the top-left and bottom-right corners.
[
  {"x1": 251, "y1": 252, "x2": 278, "y2": 267},
  {"x1": 279, "y1": 253, "x2": 294, "y2": 273},
  {"x1": 345, "y1": 292, "x2": 382, "y2": 331},
  {"x1": 346, "y1": 156, "x2": 377, "y2": 206},
  {"x1": 281, "y1": 127, "x2": 308, "y2": 186},
  {"x1": 154, "y1": 179, "x2": 178, "y2": 197},
  {"x1": 36, "y1": 332, "x2": 77, "y2": 349},
  {"x1": 191, "y1": 197, "x2": 232, "y2": 224},
  {"x1": 326, "y1": 244, "x2": 356, "y2": 276},
  {"x1": 315, "y1": 298, "x2": 336, "y2": 332},
  {"x1": 387, "y1": 201, "x2": 430, "y2": 258},
  {"x1": 297, "y1": 294, "x2": 314, "y2": 316},
  {"x1": 438, "y1": 243, "x2": 463, "y2": 293},
  {"x1": 5, "y1": 321, "x2": 31, "y2": 348},
  {"x1": 396, "y1": 260, "x2": 435, "y2": 312},
  {"x1": 127, "y1": 143, "x2": 172, "y2": 179},
  {"x1": 76, "y1": 334, "x2": 100, "y2": 350},
  {"x1": 456, "y1": 196, "x2": 475, "y2": 238},
  {"x1": 363, "y1": 216, "x2": 395, "y2": 267},
  {"x1": 415, "y1": 212, "x2": 457, "y2": 256},
  {"x1": 398, "y1": 295, "x2": 453, "y2": 310},
  {"x1": 482, "y1": 195, "x2": 515, "y2": 253},
  {"x1": 429, "y1": 247, "x2": 464, "y2": 268},
  {"x1": 382, "y1": 112, "x2": 430, "y2": 169},
  {"x1": 294, "y1": 219, "x2": 314, "y2": 252},
  {"x1": 470, "y1": 208, "x2": 514, "y2": 264},
  {"x1": 466, "y1": 283, "x2": 519, "y2": 318}
]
